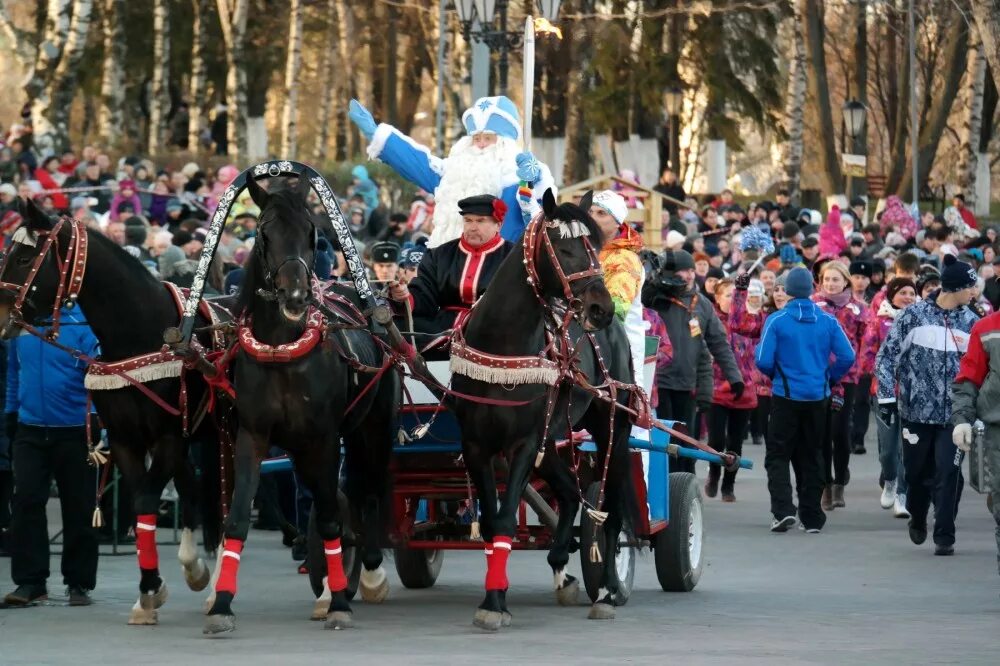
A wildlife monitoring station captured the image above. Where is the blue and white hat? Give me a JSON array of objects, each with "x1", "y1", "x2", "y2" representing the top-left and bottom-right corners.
[{"x1": 462, "y1": 96, "x2": 521, "y2": 142}]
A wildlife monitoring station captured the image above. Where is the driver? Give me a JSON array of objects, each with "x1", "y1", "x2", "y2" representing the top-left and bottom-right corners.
[{"x1": 389, "y1": 194, "x2": 513, "y2": 335}]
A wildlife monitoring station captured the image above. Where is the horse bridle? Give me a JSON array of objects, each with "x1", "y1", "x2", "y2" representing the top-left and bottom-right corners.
[
  {"x1": 254, "y1": 219, "x2": 318, "y2": 298},
  {"x1": 522, "y1": 212, "x2": 604, "y2": 317},
  {"x1": 0, "y1": 216, "x2": 89, "y2": 340}
]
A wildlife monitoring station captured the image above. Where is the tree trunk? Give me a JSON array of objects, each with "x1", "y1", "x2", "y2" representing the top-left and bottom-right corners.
[
  {"x1": 850, "y1": 0, "x2": 868, "y2": 200},
  {"x1": 563, "y1": 9, "x2": 594, "y2": 184},
  {"x1": 957, "y1": 34, "x2": 987, "y2": 206},
  {"x1": 335, "y1": 0, "x2": 359, "y2": 157},
  {"x1": 885, "y1": 1, "x2": 911, "y2": 196},
  {"x1": 188, "y1": 0, "x2": 210, "y2": 151},
  {"x1": 148, "y1": 0, "x2": 170, "y2": 155},
  {"x1": 972, "y1": 1, "x2": 1000, "y2": 93},
  {"x1": 313, "y1": 0, "x2": 337, "y2": 164},
  {"x1": 780, "y1": 1, "x2": 806, "y2": 201},
  {"x1": 0, "y1": 2, "x2": 33, "y2": 70},
  {"x1": 98, "y1": 0, "x2": 125, "y2": 148},
  {"x1": 895, "y1": 12, "x2": 969, "y2": 198},
  {"x1": 217, "y1": 0, "x2": 249, "y2": 162},
  {"x1": 30, "y1": 0, "x2": 94, "y2": 156},
  {"x1": 801, "y1": 0, "x2": 843, "y2": 197},
  {"x1": 280, "y1": 0, "x2": 303, "y2": 158}
]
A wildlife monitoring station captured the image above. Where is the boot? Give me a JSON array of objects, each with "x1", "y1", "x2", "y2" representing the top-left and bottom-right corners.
[
  {"x1": 832, "y1": 484, "x2": 846, "y2": 508},
  {"x1": 704, "y1": 465, "x2": 720, "y2": 498},
  {"x1": 821, "y1": 485, "x2": 834, "y2": 511},
  {"x1": 721, "y1": 471, "x2": 737, "y2": 502}
]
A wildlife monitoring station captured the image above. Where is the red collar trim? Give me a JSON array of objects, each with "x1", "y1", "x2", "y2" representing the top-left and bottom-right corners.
[
  {"x1": 459, "y1": 233, "x2": 503, "y2": 255},
  {"x1": 238, "y1": 308, "x2": 325, "y2": 362}
]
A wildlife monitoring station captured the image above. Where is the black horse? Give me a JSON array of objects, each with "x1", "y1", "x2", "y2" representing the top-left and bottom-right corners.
[
  {"x1": 203, "y1": 175, "x2": 400, "y2": 635},
  {"x1": 452, "y1": 190, "x2": 638, "y2": 630},
  {"x1": 0, "y1": 198, "x2": 226, "y2": 625}
]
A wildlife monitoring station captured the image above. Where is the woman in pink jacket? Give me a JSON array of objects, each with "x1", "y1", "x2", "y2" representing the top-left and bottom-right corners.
[
  {"x1": 812, "y1": 261, "x2": 871, "y2": 511},
  {"x1": 819, "y1": 205, "x2": 849, "y2": 257},
  {"x1": 704, "y1": 276, "x2": 760, "y2": 502}
]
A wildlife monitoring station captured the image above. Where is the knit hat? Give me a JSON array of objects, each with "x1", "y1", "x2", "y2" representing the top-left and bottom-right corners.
[
  {"x1": 886, "y1": 277, "x2": 916, "y2": 304},
  {"x1": 784, "y1": 267, "x2": 814, "y2": 299},
  {"x1": 665, "y1": 230, "x2": 686, "y2": 250},
  {"x1": 662, "y1": 249, "x2": 695, "y2": 272},
  {"x1": 591, "y1": 190, "x2": 628, "y2": 225},
  {"x1": 940, "y1": 254, "x2": 977, "y2": 292}
]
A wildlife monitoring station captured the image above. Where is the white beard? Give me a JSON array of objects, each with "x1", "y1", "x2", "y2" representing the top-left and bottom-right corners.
[{"x1": 428, "y1": 136, "x2": 520, "y2": 248}]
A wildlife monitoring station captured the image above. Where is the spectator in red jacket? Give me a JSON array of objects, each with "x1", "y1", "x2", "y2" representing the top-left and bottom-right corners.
[
  {"x1": 953, "y1": 194, "x2": 978, "y2": 230},
  {"x1": 33, "y1": 157, "x2": 68, "y2": 211}
]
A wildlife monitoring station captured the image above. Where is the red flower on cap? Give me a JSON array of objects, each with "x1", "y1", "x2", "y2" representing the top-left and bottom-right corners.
[{"x1": 491, "y1": 198, "x2": 508, "y2": 224}]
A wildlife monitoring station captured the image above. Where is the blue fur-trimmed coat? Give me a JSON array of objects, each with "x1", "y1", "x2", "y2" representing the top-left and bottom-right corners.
[{"x1": 874, "y1": 291, "x2": 979, "y2": 425}]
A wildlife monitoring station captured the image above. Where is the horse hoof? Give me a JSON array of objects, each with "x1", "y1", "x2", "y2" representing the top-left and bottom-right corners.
[
  {"x1": 203, "y1": 594, "x2": 215, "y2": 615},
  {"x1": 184, "y1": 559, "x2": 211, "y2": 592},
  {"x1": 588, "y1": 602, "x2": 615, "y2": 620},
  {"x1": 127, "y1": 601, "x2": 159, "y2": 626},
  {"x1": 325, "y1": 611, "x2": 354, "y2": 630},
  {"x1": 501, "y1": 611, "x2": 512, "y2": 628},
  {"x1": 311, "y1": 597, "x2": 330, "y2": 621},
  {"x1": 555, "y1": 578, "x2": 580, "y2": 606},
  {"x1": 203, "y1": 613, "x2": 236, "y2": 636},
  {"x1": 360, "y1": 568, "x2": 389, "y2": 604},
  {"x1": 473, "y1": 609, "x2": 504, "y2": 632}
]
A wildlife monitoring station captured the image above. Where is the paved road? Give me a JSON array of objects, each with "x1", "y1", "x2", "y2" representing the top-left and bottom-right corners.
[{"x1": 2, "y1": 437, "x2": 998, "y2": 665}]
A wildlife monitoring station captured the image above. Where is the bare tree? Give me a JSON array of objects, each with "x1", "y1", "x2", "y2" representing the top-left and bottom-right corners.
[
  {"x1": 972, "y1": 1, "x2": 1000, "y2": 92},
  {"x1": 148, "y1": 0, "x2": 170, "y2": 155},
  {"x1": 189, "y1": 0, "x2": 211, "y2": 152},
  {"x1": 563, "y1": 6, "x2": 594, "y2": 183},
  {"x1": 956, "y1": 31, "x2": 986, "y2": 205},
  {"x1": 98, "y1": 0, "x2": 125, "y2": 148},
  {"x1": 280, "y1": 0, "x2": 303, "y2": 158},
  {"x1": 313, "y1": 0, "x2": 338, "y2": 163},
  {"x1": 780, "y1": 1, "x2": 807, "y2": 201},
  {"x1": 801, "y1": 0, "x2": 843, "y2": 197},
  {"x1": 0, "y1": 2, "x2": 33, "y2": 70},
  {"x1": 217, "y1": 0, "x2": 250, "y2": 161},
  {"x1": 27, "y1": 0, "x2": 95, "y2": 156}
]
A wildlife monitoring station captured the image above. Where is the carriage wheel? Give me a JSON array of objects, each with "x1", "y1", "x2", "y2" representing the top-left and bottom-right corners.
[
  {"x1": 579, "y1": 482, "x2": 635, "y2": 606},
  {"x1": 393, "y1": 546, "x2": 444, "y2": 589},
  {"x1": 653, "y1": 472, "x2": 704, "y2": 592},
  {"x1": 307, "y1": 491, "x2": 362, "y2": 600}
]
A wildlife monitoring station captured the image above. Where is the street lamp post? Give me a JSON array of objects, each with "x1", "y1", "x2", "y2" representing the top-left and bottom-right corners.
[
  {"x1": 457, "y1": 0, "x2": 561, "y2": 97},
  {"x1": 842, "y1": 98, "x2": 867, "y2": 200},
  {"x1": 663, "y1": 86, "x2": 683, "y2": 172}
]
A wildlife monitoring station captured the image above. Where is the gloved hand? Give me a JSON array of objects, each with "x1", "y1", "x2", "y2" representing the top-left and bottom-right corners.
[
  {"x1": 734, "y1": 272, "x2": 751, "y2": 291},
  {"x1": 952, "y1": 423, "x2": 973, "y2": 452},
  {"x1": 515, "y1": 152, "x2": 541, "y2": 184},
  {"x1": 348, "y1": 99, "x2": 378, "y2": 141},
  {"x1": 730, "y1": 381, "x2": 745, "y2": 400},
  {"x1": 831, "y1": 393, "x2": 844, "y2": 412},
  {"x1": 877, "y1": 402, "x2": 896, "y2": 425},
  {"x1": 5, "y1": 412, "x2": 17, "y2": 442}
]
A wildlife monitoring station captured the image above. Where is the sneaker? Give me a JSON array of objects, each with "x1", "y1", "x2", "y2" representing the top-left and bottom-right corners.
[
  {"x1": 797, "y1": 524, "x2": 821, "y2": 534},
  {"x1": 893, "y1": 494, "x2": 910, "y2": 518},
  {"x1": 3, "y1": 584, "x2": 48, "y2": 607},
  {"x1": 880, "y1": 480, "x2": 896, "y2": 510},
  {"x1": 934, "y1": 544, "x2": 955, "y2": 556},
  {"x1": 770, "y1": 515, "x2": 797, "y2": 532},
  {"x1": 67, "y1": 586, "x2": 92, "y2": 606},
  {"x1": 908, "y1": 519, "x2": 927, "y2": 545}
]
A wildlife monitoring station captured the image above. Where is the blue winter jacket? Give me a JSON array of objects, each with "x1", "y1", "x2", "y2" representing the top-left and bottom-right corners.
[
  {"x1": 874, "y1": 291, "x2": 979, "y2": 425},
  {"x1": 5, "y1": 308, "x2": 98, "y2": 427},
  {"x1": 755, "y1": 298, "x2": 856, "y2": 401}
]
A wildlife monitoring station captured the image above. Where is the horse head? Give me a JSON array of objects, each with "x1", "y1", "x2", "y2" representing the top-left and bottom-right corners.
[
  {"x1": 0, "y1": 197, "x2": 72, "y2": 339},
  {"x1": 533, "y1": 189, "x2": 615, "y2": 331},
  {"x1": 242, "y1": 175, "x2": 317, "y2": 323}
]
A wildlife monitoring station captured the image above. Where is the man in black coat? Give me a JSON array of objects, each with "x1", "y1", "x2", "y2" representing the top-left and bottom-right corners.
[{"x1": 389, "y1": 194, "x2": 513, "y2": 335}]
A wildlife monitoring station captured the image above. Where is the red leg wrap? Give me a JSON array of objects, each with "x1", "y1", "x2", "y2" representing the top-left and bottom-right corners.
[
  {"x1": 215, "y1": 537, "x2": 245, "y2": 595},
  {"x1": 324, "y1": 538, "x2": 348, "y2": 592},
  {"x1": 135, "y1": 514, "x2": 159, "y2": 571},
  {"x1": 485, "y1": 536, "x2": 512, "y2": 590}
]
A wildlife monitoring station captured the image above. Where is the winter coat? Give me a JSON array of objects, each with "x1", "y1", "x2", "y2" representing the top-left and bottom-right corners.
[
  {"x1": 953, "y1": 312, "x2": 1000, "y2": 426},
  {"x1": 818, "y1": 205, "x2": 848, "y2": 257},
  {"x1": 33, "y1": 167, "x2": 67, "y2": 210},
  {"x1": 755, "y1": 298, "x2": 856, "y2": 401},
  {"x1": 0, "y1": 339, "x2": 7, "y2": 472},
  {"x1": 875, "y1": 291, "x2": 979, "y2": 425},
  {"x1": 109, "y1": 192, "x2": 143, "y2": 221},
  {"x1": 729, "y1": 288, "x2": 771, "y2": 397},
  {"x1": 711, "y1": 294, "x2": 758, "y2": 410},
  {"x1": 879, "y1": 195, "x2": 919, "y2": 239},
  {"x1": 642, "y1": 281, "x2": 743, "y2": 393},
  {"x1": 812, "y1": 292, "x2": 871, "y2": 385}
]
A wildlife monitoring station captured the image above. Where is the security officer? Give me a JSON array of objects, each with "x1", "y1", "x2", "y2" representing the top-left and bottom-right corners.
[{"x1": 370, "y1": 241, "x2": 401, "y2": 283}]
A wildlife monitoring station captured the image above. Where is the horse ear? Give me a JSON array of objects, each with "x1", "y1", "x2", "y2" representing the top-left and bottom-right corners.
[
  {"x1": 296, "y1": 173, "x2": 311, "y2": 200},
  {"x1": 542, "y1": 188, "x2": 556, "y2": 218},
  {"x1": 17, "y1": 196, "x2": 54, "y2": 231},
  {"x1": 579, "y1": 190, "x2": 594, "y2": 213},
  {"x1": 246, "y1": 176, "x2": 269, "y2": 209}
]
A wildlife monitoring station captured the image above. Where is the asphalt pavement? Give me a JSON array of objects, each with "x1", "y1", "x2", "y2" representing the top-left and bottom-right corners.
[{"x1": 1, "y1": 432, "x2": 998, "y2": 665}]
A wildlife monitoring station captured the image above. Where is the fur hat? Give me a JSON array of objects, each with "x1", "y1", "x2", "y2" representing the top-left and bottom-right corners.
[{"x1": 462, "y1": 96, "x2": 521, "y2": 142}]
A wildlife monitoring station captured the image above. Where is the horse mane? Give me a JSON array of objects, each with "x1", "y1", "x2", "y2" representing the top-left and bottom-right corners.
[
  {"x1": 545, "y1": 200, "x2": 605, "y2": 252},
  {"x1": 87, "y1": 227, "x2": 163, "y2": 290}
]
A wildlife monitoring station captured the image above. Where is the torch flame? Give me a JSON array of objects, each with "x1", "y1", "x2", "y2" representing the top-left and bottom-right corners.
[{"x1": 533, "y1": 17, "x2": 563, "y2": 39}]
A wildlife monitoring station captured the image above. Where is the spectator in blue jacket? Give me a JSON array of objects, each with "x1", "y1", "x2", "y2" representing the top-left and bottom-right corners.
[
  {"x1": 755, "y1": 267, "x2": 856, "y2": 534},
  {"x1": 3, "y1": 307, "x2": 100, "y2": 607},
  {"x1": 0, "y1": 339, "x2": 9, "y2": 556}
]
